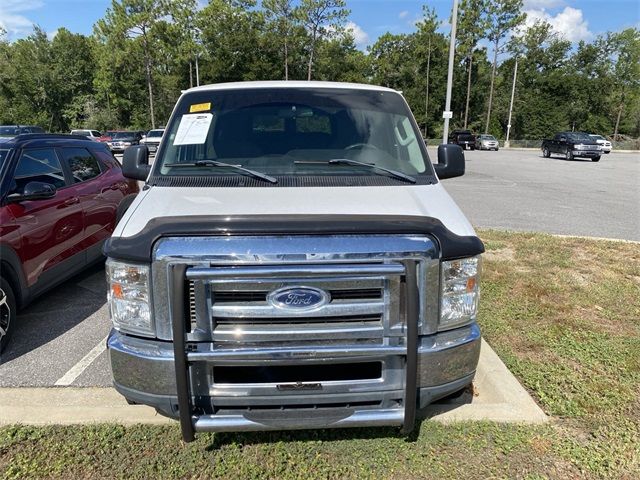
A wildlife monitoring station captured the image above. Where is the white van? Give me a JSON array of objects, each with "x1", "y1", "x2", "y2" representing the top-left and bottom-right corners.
[{"x1": 105, "y1": 81, "x2": 483, "y2": 441}]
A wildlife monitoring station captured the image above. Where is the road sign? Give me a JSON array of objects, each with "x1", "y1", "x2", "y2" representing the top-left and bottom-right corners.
[{"x1": 442, "y1": 111, "x2": 453, "y2": 119}]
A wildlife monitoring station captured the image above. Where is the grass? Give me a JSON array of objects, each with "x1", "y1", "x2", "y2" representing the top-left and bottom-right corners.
[{"x1": 1, "y1": 230, "x2": 639, "y2": 479}]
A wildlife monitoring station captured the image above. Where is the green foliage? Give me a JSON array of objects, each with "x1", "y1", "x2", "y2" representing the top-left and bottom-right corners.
[{"x1": 0, "y1": 2, "x2": 637, "y2": 140}]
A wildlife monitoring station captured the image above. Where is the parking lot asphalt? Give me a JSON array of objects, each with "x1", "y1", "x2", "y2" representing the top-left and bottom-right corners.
[
  {"x1": 433, "y1": 148, "x2": 640, "y2": 242},
  {"x1": 0, "y1": 148, "x2": 637, "y2": 389}
]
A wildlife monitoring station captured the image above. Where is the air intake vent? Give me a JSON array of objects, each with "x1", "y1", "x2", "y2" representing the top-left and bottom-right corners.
[{"x1": 152, "y1": 175, "x2": 434, "y2": 188}]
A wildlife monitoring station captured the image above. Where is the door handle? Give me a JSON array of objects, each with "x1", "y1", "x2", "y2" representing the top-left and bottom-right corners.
[{"x1": 64, "y1": 197, "x2": 80, "y2": 206}]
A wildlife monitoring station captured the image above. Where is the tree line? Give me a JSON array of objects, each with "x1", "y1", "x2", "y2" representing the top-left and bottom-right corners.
[{"x1": 0, "y1": 0, "x2": 638, "y2": 141}]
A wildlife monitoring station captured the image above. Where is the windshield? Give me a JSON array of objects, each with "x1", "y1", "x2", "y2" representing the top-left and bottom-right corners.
[
  {"x1": 567, "y1": 133, "x2": 594, "y2": 142},
  {"x1": 147, "y1": 130, "x2": 164, "y2": 138},
  {"x1": 156, "y1": 87, "x2": 431, "y2": 180},
  {"x1": 72, "y1": 130, "x2": 91, "y2": 136},
  {"x1": 113, "y1": 132, "x2": 135, "y2": 139},
  {"x1": 481, "y1": 135, "x2": 496, "y2": 140},
  {"x1": 590, "y1": 135, "x2": 604, "y2": 141},
  {"x1": 0, "y1": 127, "x2": 18, "y2": 136}
]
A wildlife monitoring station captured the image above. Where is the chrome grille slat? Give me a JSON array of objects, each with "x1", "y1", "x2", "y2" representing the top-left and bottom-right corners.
[
  {"x1": 210, "y1": 300, "x2": 385, "y2": 319},
  {"x1": 213, "y1": 322, "x2": 384, "y2": 342},
  {"x1": 186, "y1": 263, "x2": 405, "y2": 279}
]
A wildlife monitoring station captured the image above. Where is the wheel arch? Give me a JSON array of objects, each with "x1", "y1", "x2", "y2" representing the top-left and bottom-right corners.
[{"x1": 0, "y1": 245, "x2": 29, "y2": 308}]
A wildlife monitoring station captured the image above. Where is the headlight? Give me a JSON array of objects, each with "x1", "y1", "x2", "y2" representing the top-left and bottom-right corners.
[
  {"x1": 106, "y1": 259, "x2": 153, "y2": 336},
  {"x1": 123, "y1": 142, "x2": 132, "y2": 146},
  {"x1": 440, "y1": 255, "x2": 481, "y2": 330}
]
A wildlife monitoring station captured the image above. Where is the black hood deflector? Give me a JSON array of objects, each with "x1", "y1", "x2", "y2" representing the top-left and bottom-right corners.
[{"x1": 104, "y1": 215, "x2": 484, "y2": 262}]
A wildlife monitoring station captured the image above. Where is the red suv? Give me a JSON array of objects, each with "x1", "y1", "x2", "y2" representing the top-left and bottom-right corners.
[{"x1": 0, "y1": 134, "x2": 139, "y2": 352}]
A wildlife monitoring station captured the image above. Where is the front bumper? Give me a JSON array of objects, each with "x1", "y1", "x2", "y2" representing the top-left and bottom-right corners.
[
  {"x1": 571, "y1": 149, "x2": 601, "y2": 157},
  {"x1": 108, "y1": 322, "x2": 481, "y2": 427}
]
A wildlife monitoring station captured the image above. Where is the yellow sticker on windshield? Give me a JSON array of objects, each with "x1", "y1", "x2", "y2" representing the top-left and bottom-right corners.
[{"x1": 190, "y1": 102, "x2": 211, "y2": 113}]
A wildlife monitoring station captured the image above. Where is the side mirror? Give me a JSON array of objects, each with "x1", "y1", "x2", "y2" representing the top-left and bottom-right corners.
[
  {"x1": 7, "y1": 181, "x2": 57, "y2": 203},
  {"x1": 122, "y1": 145, "x2": 151, "y2": 181},
  {"x1": 559, "y1": 137, "x2": 566, "y2": 142},
  {"x1": 434, "y1": 144, "x2": 465, "y2": 179}
]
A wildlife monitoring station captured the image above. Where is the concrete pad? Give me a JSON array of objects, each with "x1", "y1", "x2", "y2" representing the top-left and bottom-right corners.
[
  {"x1": 0, "y1": 387, "x2": 171, "y2": 426},
  {"x1": 0, "y1": 339, "x2": 547, "y2": 427},
  {"x1": 424, "y1": 339, "x2": 548, "y2": 423}
]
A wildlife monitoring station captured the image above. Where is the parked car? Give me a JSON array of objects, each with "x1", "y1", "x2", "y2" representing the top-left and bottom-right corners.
[
  {"x1": 448, "y1": 129, "x2": 476, "y2": 150},
  {"x1": 107, "y1": 131, "x2": 143, "y2": 154},
  {"x1": 588, "y1": 134, "x2": 612, "y2": 154},
  {"x1": 97, "y1": 130, "x2": 122, "y2": 146},
  {"x1": 541, "y1": 132, "x2": 601, "y2": 161},
  {"x1": 139, "y1": 128, "x2": 165, "y2": 154},
  {"x1": 70, "y1": 129, "x2": 103, "y2": 141},
  {"x1": 107, "y1": 81, "x2": 483, "y2": 442},
  {"x1": 0, "y1": 134, "x2": 139, "y2": 352},
  {"x1": 0, "y1": 125, "x2": 46, "y2": 137},
  {"x1": 475, "y1": 134, "x2": 499, "y2": 151}
]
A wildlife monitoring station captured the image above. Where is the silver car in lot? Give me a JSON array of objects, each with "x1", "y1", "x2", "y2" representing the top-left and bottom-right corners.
[
  {"x1": 589, "y1": 134, "x2": 612, "y2": 154},
  {"x1": 140, "y1": 128, "x2": 164, "y2": 155},
  {"x1": 475, "y1": 134, "x2": 499, "y2": 151}
]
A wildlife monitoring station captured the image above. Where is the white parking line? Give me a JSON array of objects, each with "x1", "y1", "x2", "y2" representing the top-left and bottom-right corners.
[{"x1": 54, "y1": 336, "x2": 108, "y2": 386}]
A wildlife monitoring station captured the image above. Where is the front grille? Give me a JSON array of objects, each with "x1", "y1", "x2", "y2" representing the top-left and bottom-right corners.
[
  {"x1": 153, "y1": 235, "x2": 438, "y2": 418},
  {"x1": 211, "y1": 288, "x2": 382, "y2": 303}
]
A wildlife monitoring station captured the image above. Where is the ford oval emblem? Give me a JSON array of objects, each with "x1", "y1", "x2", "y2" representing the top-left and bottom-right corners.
[{"x1": 268, "y1": 286, "x2": 330, "y2": 311}]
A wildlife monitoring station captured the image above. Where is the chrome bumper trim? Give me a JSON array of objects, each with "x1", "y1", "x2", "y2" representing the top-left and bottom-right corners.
[
  {"x1": 108, "y1": 322, "x2": 480, "y2": 395},
  {"x1": 192, "y1": 408, "x2": 404, "y2": 432}
]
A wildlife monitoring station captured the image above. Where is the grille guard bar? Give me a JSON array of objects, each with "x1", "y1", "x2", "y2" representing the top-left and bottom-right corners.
[{"x1": 170, "y1": 259, "x2": 421, "y2": 442}]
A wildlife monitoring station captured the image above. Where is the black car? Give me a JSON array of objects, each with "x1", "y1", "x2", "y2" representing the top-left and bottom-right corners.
[
  {"x1": 0, "y1": 125, "x2": 46, "y2": 137},
  {"x1": 448, "y1": 129, "x2": 476, "y2": 150},
  {"x1": 541, "y1": 132, "x2": 601, "y2": 162},
  {"x1": 107, "y1": 131, "x2": 143, "y2": 154}
]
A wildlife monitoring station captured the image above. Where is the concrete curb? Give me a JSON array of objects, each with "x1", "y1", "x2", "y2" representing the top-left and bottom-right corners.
[{"x1": 0, "y1": 340, "x2": 547, "y2": 427}]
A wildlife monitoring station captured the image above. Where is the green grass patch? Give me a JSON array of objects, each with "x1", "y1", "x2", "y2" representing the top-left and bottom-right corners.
[{"x1": 1, "y1": 230, "x2": 639, "y2": 479}]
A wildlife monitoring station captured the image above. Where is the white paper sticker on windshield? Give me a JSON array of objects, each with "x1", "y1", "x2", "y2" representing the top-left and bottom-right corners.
[{"x1": 173, "y1": 113, "x2": 213, "y2": 145}]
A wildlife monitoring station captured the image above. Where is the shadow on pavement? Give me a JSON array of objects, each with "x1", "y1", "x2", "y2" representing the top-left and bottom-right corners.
[{"x1": 0, "y1": 262, "x2": 107, "y2": 365}]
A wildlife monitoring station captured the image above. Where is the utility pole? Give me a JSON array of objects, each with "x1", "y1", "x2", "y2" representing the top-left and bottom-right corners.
[
  {"x1": 195, "y1": 54, "x2": 200, "y2": 87},
  {"x1": 505, "y1": 57, "x2": 518, "y2": 148},
  {"x1": 442, "y1": 0, "x2": 459, "y2": 145},
  {"x1": 424, "y1": 36, "x2": 431, "y2": 138}
]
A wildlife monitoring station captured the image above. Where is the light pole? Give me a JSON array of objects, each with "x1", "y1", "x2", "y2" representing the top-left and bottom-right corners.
[
  {"x1": 505, "y1": 57, "x2": 518, "y2": 148},
  {"x1": 195, "y1": 53, "x2": 200, "y2": 87},
  {"x1": 442, "y1": 0, "x2": 459, "y2": 145},
  {"x1": 424, "y1": 35, "x2": 431, "y2": 138}
]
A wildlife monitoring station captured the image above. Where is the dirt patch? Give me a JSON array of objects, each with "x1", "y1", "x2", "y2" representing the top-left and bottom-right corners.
[{"x1": 483, "y1": 247, "x2": 515, "y2": 263}]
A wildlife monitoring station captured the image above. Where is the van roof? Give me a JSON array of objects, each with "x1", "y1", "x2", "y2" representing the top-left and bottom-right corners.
[{"x1": 185, "y1": 81, "x2": 399, "y2": 95}]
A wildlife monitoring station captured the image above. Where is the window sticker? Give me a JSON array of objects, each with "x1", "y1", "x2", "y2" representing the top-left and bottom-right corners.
[
  {"x1": 173, "y1": 113, "x2": 213, "y2": 145},
  {"x1": 189, "y1": 102, "x2": 211, "y2": 113}
]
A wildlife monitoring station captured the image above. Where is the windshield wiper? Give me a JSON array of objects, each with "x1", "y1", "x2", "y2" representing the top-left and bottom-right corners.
[
  {"x1": 325, "y1": 158, "x2": 416, "y2": 184},
  {"x1": 164, "y1": 160, "x2": 278, "y2": 184}
]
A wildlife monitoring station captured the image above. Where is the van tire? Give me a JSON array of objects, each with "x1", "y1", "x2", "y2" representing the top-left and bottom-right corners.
[{"x1": 0, "y1": 278, "x2": 17, "y2": 354}]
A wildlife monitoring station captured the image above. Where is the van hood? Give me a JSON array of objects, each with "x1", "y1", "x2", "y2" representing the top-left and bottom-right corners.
[{"x1": 116, "y1": 184, "x2": 476, "y2": 239}]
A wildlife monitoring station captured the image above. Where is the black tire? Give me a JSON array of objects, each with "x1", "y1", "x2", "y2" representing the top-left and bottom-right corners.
[
  {"x1": 543, "y1": 148, "x2": 550, "y2": 158},
  {"x1": 592, "y1": 156, "x2": 601, "y2": 162},
  {"x1": 0, "y1": 277, "x2": 17, "y2": 354},
  {"x1": 565, "y1": 148, "x2": 573, "y2": 160},
  {"x1": 495, "y1": 147, "x2": 499, "y2": 151}
]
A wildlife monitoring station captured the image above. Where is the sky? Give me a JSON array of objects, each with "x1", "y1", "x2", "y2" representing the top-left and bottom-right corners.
[{"x1": 0, "y1": 0, "x2": 638, "y2": 48}]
